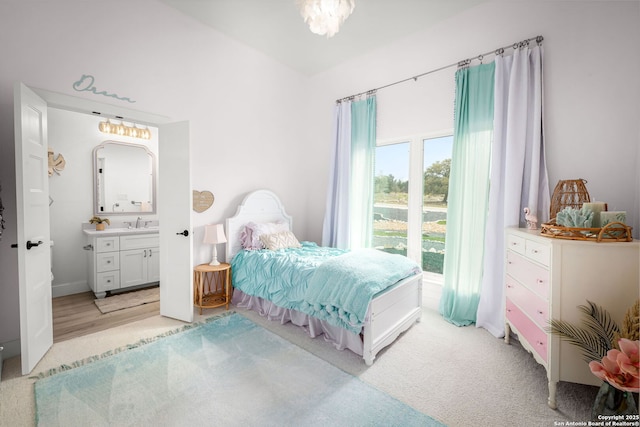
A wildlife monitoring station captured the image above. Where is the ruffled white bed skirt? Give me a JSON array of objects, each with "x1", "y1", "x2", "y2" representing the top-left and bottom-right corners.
[{"x1": 231, "y1": 289, "x2": 364, "y2": 356}]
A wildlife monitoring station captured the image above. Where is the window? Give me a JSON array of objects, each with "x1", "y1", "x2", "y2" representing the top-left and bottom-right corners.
[
  {"x1": 373, "y1": 134, "x2": 452, "y2": 276},
  {"x1": 373, "y1": 141, "x2": 410, "y2": 253},
  {"x1": 421, "y1": 135, "x2": 452, "y2": 275}
]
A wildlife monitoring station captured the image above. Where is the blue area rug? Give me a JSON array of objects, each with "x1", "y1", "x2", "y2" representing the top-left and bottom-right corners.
[{"x1": 35, "y1": 312, "x2": 444, "y2": 427}]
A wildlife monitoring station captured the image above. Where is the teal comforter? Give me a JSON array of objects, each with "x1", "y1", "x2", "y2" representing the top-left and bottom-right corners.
[{"x1": 231, "y1": 242, "x2": 421, "y2": 333}]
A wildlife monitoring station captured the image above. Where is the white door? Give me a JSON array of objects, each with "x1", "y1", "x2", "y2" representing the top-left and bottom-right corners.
[
  {"x1": 14, "y1": 83, "x2": 53, "y2": 375},
  {"x1": 158, "y1": 121, "x2": 193, "y2": 322}
]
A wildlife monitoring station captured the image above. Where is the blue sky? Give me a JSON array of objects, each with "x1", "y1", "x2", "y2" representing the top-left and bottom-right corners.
[{"x1": 375, "y1": 135, "x2": 453, "y2": 181}]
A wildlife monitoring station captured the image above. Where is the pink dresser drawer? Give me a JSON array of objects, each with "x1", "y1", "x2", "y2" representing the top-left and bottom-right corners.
[
  {"x1": 506, "y1": 298, "x2": 548, "y2": 363},
  {"x1": 506, "y1": 251, "x2": 549, "y2": 299},
  {"x1": 505, "y1": 276, "x2": 548, "y2": 330}
]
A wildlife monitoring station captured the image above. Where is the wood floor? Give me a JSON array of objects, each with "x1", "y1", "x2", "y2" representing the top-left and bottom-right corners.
[{"x1": 52, "y1": 291, "x2": 160, "y2": 343}]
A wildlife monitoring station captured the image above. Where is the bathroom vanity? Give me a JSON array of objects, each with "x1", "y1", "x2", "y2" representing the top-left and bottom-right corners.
[
  {"x1": 83, "y1": 139, "x2": 160, "y2": 298},
  {"x1": 84, "y1": 227, "x2": 159, "y2": 298}
]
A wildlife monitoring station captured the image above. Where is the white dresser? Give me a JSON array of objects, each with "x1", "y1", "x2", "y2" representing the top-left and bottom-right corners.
[
  {"x1": 86, "y1": 230, "x2": 159, "y2": 298},
  {"x1": 504, "y1": 227, "x2": 639, "y2": 409}
]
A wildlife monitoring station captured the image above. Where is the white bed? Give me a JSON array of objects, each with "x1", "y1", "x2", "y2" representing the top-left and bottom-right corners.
[{"x1": 226, "y1": 189, "x2": 423, "y2": 365}]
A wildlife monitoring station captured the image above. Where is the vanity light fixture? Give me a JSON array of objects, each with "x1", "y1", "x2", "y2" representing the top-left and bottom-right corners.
[{"x1": 98, "y1": 119, "x2": 151, "y2": 140}]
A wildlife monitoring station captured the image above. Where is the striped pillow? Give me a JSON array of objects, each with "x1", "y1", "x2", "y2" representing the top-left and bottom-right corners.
[{"x1": 259, "y1": 231, "x2": 302, "y2": 250}]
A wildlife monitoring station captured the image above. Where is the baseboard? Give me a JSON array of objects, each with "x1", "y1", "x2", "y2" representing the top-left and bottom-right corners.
[
  {"x1": 109, "y1": 282, "x2": 159, "y2": 295},
  {"x1": 422, "y1": 271, "x2": 443, "y2": 286},
  {"x1": 52, "y1": 280, "x2": 90, "y2": 298}
]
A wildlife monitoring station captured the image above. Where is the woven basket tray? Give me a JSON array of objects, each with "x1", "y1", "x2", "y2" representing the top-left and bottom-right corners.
[{"x1": 540, "y1": 221, "x2": 633, "y2": 242}]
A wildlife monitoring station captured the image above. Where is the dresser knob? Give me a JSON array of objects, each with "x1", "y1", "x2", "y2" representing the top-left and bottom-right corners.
[
  {"x1": 537, "y1": 310, "x2": 544, "y2": 315},
  {"x1": 537, "y1": 279, "x2": 544, "y2": 284}
]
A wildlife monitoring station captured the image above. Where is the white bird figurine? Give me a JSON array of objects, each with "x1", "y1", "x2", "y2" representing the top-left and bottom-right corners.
[{"x1": 524, "y1": 207, "x2": 538, "y2": 230}]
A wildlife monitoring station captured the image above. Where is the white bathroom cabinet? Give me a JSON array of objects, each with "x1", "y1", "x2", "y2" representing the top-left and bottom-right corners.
[
  {"x1": 119, "y1": 234, "x2": 160, "y2": 288},
  {"x1": 86, "y1": 231, "x2": 159, "y2": 298}
]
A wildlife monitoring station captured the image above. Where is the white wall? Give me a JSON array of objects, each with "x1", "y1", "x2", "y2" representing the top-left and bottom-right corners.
[
  {"x1": 0, "y1": 0, "x2": 309, "y2": 349},
  {"x1": 303, "y1": 1, "x2": 640, "y2": 245}
]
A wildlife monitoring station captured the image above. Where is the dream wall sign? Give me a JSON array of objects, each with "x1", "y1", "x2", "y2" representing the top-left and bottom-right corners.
[{"x1": 72, "y1": 74, "x2": 136, "y2": 103}]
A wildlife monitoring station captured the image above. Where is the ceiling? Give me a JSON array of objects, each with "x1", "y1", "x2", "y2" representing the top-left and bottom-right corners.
[{"x1": 159, "y1": 0, "x2": 487, "y2": 76}]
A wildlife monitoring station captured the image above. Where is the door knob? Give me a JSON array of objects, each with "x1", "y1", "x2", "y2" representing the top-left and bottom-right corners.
[
  {"x1": 176, "y1": 230, "x2": 189, "y2": 237},
  {"x1": 26, "y1": 240, "x2": 43, "y2": 250}
]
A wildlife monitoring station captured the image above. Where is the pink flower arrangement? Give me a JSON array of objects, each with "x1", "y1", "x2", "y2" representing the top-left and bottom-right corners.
[{"x1": 589, "y1": 338, "x2": 640, "y2": 393}]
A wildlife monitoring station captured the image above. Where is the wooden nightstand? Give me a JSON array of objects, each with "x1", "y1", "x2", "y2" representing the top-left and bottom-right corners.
[{"x1": 193, "y1": 263, "x2": 232, "y2": 314}]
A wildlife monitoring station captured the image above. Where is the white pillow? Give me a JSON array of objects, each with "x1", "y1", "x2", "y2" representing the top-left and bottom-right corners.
[
  {"x1": 259, "y1": 231, "x2": 301, "y2": 250},
  {"x1": 241, "y1": 221, "x2": 289, "y2": 250}
]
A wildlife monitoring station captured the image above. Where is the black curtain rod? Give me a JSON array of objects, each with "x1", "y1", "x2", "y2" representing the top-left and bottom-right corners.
[{"x1": 336, "y1": 35, "x2": 544, "y2": 103}]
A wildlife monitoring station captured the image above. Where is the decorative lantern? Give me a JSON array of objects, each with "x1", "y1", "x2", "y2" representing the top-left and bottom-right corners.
[{"x1": 549, "y1": 179, "x2": 591, "y2": 220}]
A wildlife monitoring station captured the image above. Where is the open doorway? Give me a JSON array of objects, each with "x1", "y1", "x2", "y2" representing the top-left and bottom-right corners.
[
  {"x1": 47, "y1": 107, "x2": 161, "y2": 342},
  {"x1": 16, "y1": 84, "x2": 193, "y2": 374}
]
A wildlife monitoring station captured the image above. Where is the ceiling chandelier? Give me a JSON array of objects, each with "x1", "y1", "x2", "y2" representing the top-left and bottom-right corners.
[{"x1": 296, "y1": 0, "x2": 355, "y2": 38}]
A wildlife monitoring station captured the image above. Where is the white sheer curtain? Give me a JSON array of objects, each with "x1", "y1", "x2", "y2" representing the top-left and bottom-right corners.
[
  {"x1": 476, "y1": 44, "x2": 550, "y2": 337},
  {"x1": 322, "y1": 96, "x2": 377, "y2": 249},
  {"x1": 322, "y1": 101, "x2": 352, "y2": 249}
]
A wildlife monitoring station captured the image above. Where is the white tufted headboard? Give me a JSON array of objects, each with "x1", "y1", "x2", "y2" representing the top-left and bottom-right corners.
[{"x1": 225, "y1": 189, "x2": 293, "y2": 261}]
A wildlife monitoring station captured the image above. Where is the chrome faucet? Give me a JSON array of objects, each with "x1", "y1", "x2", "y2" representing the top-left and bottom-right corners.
[{"x1": 136, "y1": 217, "x2": 142, "y2": 228}]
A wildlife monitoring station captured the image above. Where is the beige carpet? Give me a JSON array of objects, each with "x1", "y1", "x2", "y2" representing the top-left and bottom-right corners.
[
  {"x1": 94, "y1": 286, "x2": 160, "y2": 314},
  {"x1": 1, "y1": 281, "x2": 599, "y2": 426}
]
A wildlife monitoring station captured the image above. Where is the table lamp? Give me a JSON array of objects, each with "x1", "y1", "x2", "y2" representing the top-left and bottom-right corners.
[{"x1": 203, "y1": 224, "x2": 227, "y2": 266}]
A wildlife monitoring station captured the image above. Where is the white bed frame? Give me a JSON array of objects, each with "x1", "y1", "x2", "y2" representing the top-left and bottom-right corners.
[{"x1": 226, "y1": 189, "x2": 423, "y2": 365}]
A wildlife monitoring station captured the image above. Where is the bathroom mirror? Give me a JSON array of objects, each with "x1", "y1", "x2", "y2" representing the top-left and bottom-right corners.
[{"x1": 93, "y1": 140, "x2": 156, "y2": 215}]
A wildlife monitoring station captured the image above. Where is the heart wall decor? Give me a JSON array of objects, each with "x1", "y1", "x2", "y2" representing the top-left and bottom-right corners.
[{"x1": 192, "y1": 190, "x2": 214, "y2": 213}]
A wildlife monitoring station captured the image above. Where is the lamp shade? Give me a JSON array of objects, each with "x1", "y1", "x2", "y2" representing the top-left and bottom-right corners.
[{"x1": 203, "y1": 224, "x2": 227, "y2": 244}]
